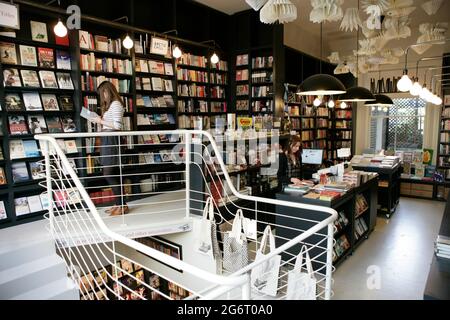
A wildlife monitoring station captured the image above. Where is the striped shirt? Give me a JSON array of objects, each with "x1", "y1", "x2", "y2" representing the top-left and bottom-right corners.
[{"x1": 102, "y1": 101, "x2": 124, "y2": 131}]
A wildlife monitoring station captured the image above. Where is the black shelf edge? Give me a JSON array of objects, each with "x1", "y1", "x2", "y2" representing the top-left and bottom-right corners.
[
  {"x1": 251, "y1": 82, "x2": 273, "y2": 86},
  {"x1": 0, "y1": 36, "x2": 70, "y2": 50},
  {"x1": 81, "y1": 70, "x2": 133, "y2": 78},
  {"x1": 80, "y1": 48, "x2": 131, "y2": 59},
  {"x1": 5, "y1": 87, "x2": 75, "y2": 93},
  {"x1": 134, "y1": 53, "x2": 173, "y2": 62},
  {"x1": 176, "y1": 80, "x2": 209, "y2": 85},
  {"x1": 177, "y1": 96, "x2": 208, "y2": 99},
  {"x1": 251, "y1": 67, "x2": 273, "y2": 71},
  {"x1": 136, "y1": 90, "x2": 175, "y2": 95},
  {"x1": 136, "y1": 72, "x2": 174, "y2": 78},
  {"x1": 2, "y1": 63, "x2": 72, "y2": 73},
  {"x1": 82, "y1": 91, "x2": 132, "y2": 96},
  {"x1": 176, "y1": 64, "x2": 208, "y2": 71}
]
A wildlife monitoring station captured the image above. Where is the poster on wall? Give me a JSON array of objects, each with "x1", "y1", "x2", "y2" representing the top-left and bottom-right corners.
[
  {"x1": 150, "y1": 37, "x2": 169, "y2": 56},
  {"x1": 0, "y1": 1, "x2": 20, "y2": 29}
]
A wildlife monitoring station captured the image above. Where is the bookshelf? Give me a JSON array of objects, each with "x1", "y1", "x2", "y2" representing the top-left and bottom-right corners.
[
  {"x1": 0, "y1": 10, "x2": 84, "y2": 226},
  {"x1": 328, "y1": 103, "x2": 354, "y2": 163},
  {"x1": 436, "y1": 99, "x2": 450, "y2": 200}
]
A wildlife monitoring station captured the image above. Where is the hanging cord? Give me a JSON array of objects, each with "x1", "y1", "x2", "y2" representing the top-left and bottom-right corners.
[
  {"x1": 356, "y1": 0, "x2": 359, "y2": 80},
  {"x1": 320, "y1": 22, "x2": 323, "y2": 74}
]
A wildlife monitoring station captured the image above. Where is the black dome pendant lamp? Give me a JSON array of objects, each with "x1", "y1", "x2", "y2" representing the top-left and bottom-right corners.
[
  {"x1": 297, "y1": 23, "x2": 347, "y2": 96},
  {"x1": 364, "y1": 94, "x2": 394, "y2": 107}
]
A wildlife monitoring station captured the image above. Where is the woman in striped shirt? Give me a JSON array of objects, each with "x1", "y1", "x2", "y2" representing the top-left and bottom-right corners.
[{"x1": 90, "y1": 81, "x2": 129, "y2": 216}]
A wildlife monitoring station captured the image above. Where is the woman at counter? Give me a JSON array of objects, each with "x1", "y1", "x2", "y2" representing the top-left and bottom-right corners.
[{"x1": 277, "y1": 135, "x2": 303, "y2": 188}]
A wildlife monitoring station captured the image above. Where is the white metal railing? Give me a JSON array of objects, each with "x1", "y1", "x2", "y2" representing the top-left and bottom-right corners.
[{"x1": 35, "y1": 130, "x2": 337, "y2": 300}]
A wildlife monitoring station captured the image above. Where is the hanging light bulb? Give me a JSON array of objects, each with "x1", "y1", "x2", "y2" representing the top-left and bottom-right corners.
[
  {"x1": 372, "y1": 106, "x2": 376, "y2": 112},
  {"x1": 340, "y1": 101, "x2": 348, "y2": 109},
  {"x1": 378, "y1": 106, "x2": 382, "y2": 111},
  {"x1": 54, "y1": 19, "x2": 68, "y2": 38},
  {"x1": 420, "y1": 87, "x2": 431, "y2": 100},
  {"x1": 313, "y1": 97, "x2": 322, "y2": 107},
  {"x1": 397, "y1": 74, "x2": 413, "y2": 92},
  {"x1": 172, "y1": 45, "x2": 182, "y2": 59},
  {"x1": 328, "y1": 99, "x2": 335, "y2": 108},
  {"x1": 435, "y1": 96, "x2": 443, "y2": 105},
  {"x1": 410, "y1": 80, "x2": 422, "y2": 96},
  {"x1": 123, "y1": 34, "x2": 134, "y2": 49},
  {"x1": 210, "y1": 52, "x2": 219, "y2": 64}
]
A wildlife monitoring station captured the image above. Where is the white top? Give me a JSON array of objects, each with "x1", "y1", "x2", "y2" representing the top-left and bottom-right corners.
[{"x1": 102, "y1": 101, "x2": 124, "y2": 131}]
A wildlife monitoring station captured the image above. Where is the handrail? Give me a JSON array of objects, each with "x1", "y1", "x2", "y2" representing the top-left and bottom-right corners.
[{"x1": 36, "y1": 130, "x2": 338, "y2": 298}]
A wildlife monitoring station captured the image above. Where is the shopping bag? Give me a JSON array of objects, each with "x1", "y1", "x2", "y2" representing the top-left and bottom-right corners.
[
  {"x1": 286, "y1": 246, "x2": 317, "y2": 300},
  {"x1": 223, "y1": 209, "x2": 249, "y2": 273},
  {"x1": 250, "y1": 226, "x2": 281, "y2": 297},
  {"x1": 194, "y1": 197, "x2": 222, "y2": 274}
]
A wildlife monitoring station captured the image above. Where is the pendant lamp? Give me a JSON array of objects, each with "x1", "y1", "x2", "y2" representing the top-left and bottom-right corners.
[
  {"x1": 297, "y1": 22, "x2": 347, "y2": 96},
  {"x1": 364, "y1": 94, "x2": 394, "y2": 107},
  {"x1": 340, "y1": 86, "x2": 375, "y2": 102}
]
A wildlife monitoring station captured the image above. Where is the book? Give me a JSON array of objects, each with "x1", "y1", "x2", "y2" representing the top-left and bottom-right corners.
[
  {"x1": 0, "y1": 201, "x2": 6, "y2": 220},
  {"x1": 61, "y1": 115, "x2": 77, "y2": 133},
  {"x1": 23, "y1": 92, "x2": 43, "y2": 111},
  {"x1": 28, "y1": 115, "x2": 48, "y2": 134},
  {"x1": 0, "y1": 31, "x2": 16, "y2": 37},
  {"x1": 79, "y1": 30, "x2": 90, "y2": 49},
  {"x1": 0, "y1": 42, "x2": 18, "y2": 64},
  {"x1": 0, "y1": 167, "x2": 7, "y2": 185},
  {"x1": 41, "y1": 94, "x2": 60, "y2": 111},
  {"x1": 15, "y1": 197, "x2": 30, "y2": 216},
  {"x1": 149, "y1": 60, "x2": 164, "y2": 74},
  {"x1": 5, "y1": 93, "x2": 24, "y2": 111},
  {"x1": 164, "y1": 63, "x2": 173, "y2": 76},
  {"x1": 29, "y1": 162, "x2": 45, "y2": 180},
  {"x1": 38, "y1": 47, "x2": 55, "y2": 68},
  {"x1": 28, "y1": 195, "x2": 43, "y2": 213},
  {"x1": 21, "y1": 70, "x2": 41, "y2": 87},
  {"x1": 0, "y1": 145, "x2": 3, "y2": 160},
  {"x1": 163, "y1": 79, "x2": 173, "y2": 92},
  {"x1": 56, "y1": 50, "x2": 71, "y2": 70},
  {"x1": 9, "y1": 115, "x2": 28, "y2": 135},
  {"x1": 95, "y1": 35, "x2": 109, "y2": 51},
  {"x1": 141, "y1": 77, "x2": 151, "y2": 90},
  {"x1": 56, "y1": 72, "x2": 74, "y2": 89},
  {"x1": 46, "y1": 116, "x2": 63, "y2": 133},
  {"x1": 151, "y1": 78, "x2": 163, "y2": 91},
  {"x1": 40, "y1": 193, "x2": 50, "y2": 210},
  {"x1": 11, "y1": 162, "x2": 29, "y2": 182},
  {"x1": 23, "y1": 140, "x2": 41, "y2": 158},
  {"x1": 65, "y1": 140, "x2": 78, "y2": 154},
  {"x1": 30, "y1": 21, "x2": 48, "y2": 43},
  {"x1": 59, "y1": 95, "x2": 74, "y2": 111},
  {"x1": 39, "y1": 71, "x2": 58, "y2": 88},
  {"x1": 3, "y1": 68, "x2": 22, "y2": 87},
  {"x1": 20, "y1": 45, "x2": 38, "y2": 66},
  {"x1": 55, "y1": 34, "x2": 70, "y2": 46}
]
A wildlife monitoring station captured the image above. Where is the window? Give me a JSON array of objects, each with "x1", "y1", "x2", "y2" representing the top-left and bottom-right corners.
[{"x1": 370, "y1": 98, "x2": 426, "y2": 151}]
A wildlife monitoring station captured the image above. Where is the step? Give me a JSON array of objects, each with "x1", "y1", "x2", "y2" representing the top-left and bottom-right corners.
[
  {"x1": 0, "y1": 254, "x2": 67, "y2": 299},
  {"x1": 11, "y1": 278, "x2": 80, "y2": 300},
  {"x1": 0, "y1": 239, "x2": 55, "y2": 272}
]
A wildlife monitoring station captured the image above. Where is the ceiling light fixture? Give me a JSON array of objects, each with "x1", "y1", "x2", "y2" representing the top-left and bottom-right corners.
[
  {"x1": 172, "y1": 45, "x2": 182, "y2": 59},
  {"x1": 54, "y1": 18, "x2": 68, "y2": 37},
  {"x1": 210, "y1": 52, "x2": 220, "y2": 64},
  {"x1": 364, "y1": 94, "x2": 394, "y2": 107},
  {"x1": 123, "y1": 34, "x2": 134, "y2": 49}
]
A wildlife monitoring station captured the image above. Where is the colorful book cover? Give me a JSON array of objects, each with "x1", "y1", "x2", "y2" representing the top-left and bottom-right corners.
[
  {"x1": 0, "y1": 201, "x2": 6, "y2": 220},
  {"x1": 8, "y1": 115, "x2": 29, "y2": 135},
  {"x1": 0, "y1": 167, "x2": 7, "y2": 185},
  {"x1": 423, "y1": 149, "x2": 434, "y2": 165},
  {"x1": 0, "y1": 41, "x2": 18, "y2": 64},
  {"x1": 29, "y1": 162, "x2": 45, "y2": 180},
  {"x1": 30, "y1": 21, "x2": 48, "y2": 43},
  {"x1": 23, "y1": 140, "x2": 40, "y2": 158},
  {"x1": 3, "y1": 68, "x2": 22, "y2": 87},
  {"x1": 55, "y1": 34, "x2": 70, "y2": 46},
  {"x1": 39, "y1": 70, "x2": 58, "y2": 88},
  {"x1": 28, "y1": 115, "x2": 48, "y2": 134},
  {"x1": 56, "y1": 72, "x2": 74, "y2": 89},
  {"x1": 9, "y1": 140, "x2": 25, "y2": 159},
  {"x1": 14, "y1": 197, "x2": 30, "y2": 216},
  {"x1": 20, "y1": 70, "x2": 41, "y2": 87},
  {"x1": 61, "y1": 115, "x2": 77, "y2": 133},
  {"x1": 59, "y1": 95, "x2": 74, "y2": 111},
  {"x1": 23, "y1": 92, "x2": 43, "y2": 111},
  {"x1": 11, "y1": 162, "x2": 29, "y2": 183},
  {"x1": 38, "y1": 47, "x2": 55, "y2": 68},
  {"x1": 41, "y1": 94, "x2": 60, "y2": 111},
  {"x1": 45, "y1": 116, "x2": 63, "y2": 133}
]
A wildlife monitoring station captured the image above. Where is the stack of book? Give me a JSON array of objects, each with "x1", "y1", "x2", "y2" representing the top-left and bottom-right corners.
[
  {"x1": 435, "y1": 236, "x2": 450, "y2": 260},
  {"x1": 380, "y1": 156, "x2": 400, "y2": 168}
]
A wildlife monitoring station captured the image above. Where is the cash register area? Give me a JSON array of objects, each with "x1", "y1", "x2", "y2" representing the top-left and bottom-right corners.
[{"x1": 284, "y1": 151, "x2": 445, "y2": 300}]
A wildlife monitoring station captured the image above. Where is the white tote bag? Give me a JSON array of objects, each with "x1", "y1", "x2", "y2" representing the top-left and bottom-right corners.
[
  {"x1": 286, "y1": 246, "x2": 317, "y2": 300},
  {"x1": 250, "y1": 226, "x2": 281, "y2": 297},
  {"x1": 223, "y1": 209, "x2": 249, "y2": 273},
  {"x1": 194, "y1": 197, "x2": 222, "y2": 274}
]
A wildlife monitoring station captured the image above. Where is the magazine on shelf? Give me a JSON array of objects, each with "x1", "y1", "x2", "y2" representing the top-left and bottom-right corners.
[
  {"x1": 65, "y1": 140, "x2": 78, "y2": 154},
  {"x1": 30, "y1": 21, "x2": 48, "y2": 43},
  {"x1": 28, "y1": 195, "x2": 43, "y2": 213},
  {"x1": 29, "y1": 162, "x2": 45, "y2": 180},
  {"x1": 149, "y1": 60, "x2": 164, "y2": 74},
  {"x1": 0, "y1": 167, "x2": 7, "y2": 185},
  {"x1": 21, "y1": 70, "x2": 41, "y2": 87},
  {"x1": 23, "y1": 92, "x2": 43, "y2": 111},
  {"x1": 19, "y1": 45, "x2": 38, "y2": 66},
  {"x1": 28, "y1": 115, "x2": 48, "y2": 134},
  {"x1": 56, "y1": 50, "x2": 71, "y2": 70},
  {"x1": 15, "y1": 197, "x2": 31, "y2": 216},
  {"x1": 5, "y1": 93, "x2": 24, "y2": 111},
  {"x1": 55, "y1": 34, "x2": 70, "y2": 46},
  {"x1": 141, "y1": 77, "x2": 152, "y2": 90},
  {"x1": 0, "y1": 201, "x2": 7, "y2": 221},
  {"x1": 41, "y1": 94, "x2": 60, "y2": 111},
  {"x1": 56, "y1": 72, "x2": 74, "y2": 90},
  {"x1": 59, "y1": 95, "x2": 74, "y2": 111},
  {"x1": 0, "y1": 42, "x2": 18, "y2": 64},
  {"x1": 39, "y1": 70, "x2": 58, "y2": 88},
  {"x1": 139, "y1": 60, "x2": 149, "y2": 73},
  {"x1": 23, "y1": 140, "x2": 40, "y2": 158},
  {"x1": 9, "y1": 115, "x2": 28, "y2": 135},
  {"x1": 163, "y1": 79, "x2": 173, "y2": 92},
  {"x1": 11, "y1": 162, "x2": 29, "y2": 182},
  {"x1": 61, "y1": 115, "x2": 77, "y2": 133},
  {"x1": 46, "y1": 116, "x2": 63, "y2": 133},
  {"x1": 38, "y1": 47, "x2": 55, "y2": 68},
  {"x1": 3, "y1": 68, "x2": 22, "y2": 87},
  {"x1": 151, "y1": 78, "x2": 163, "y2": 91},
  {"x1": 9, "y1": 140, "x2": 25, "y2": 159},
  {"x1": 164, "y1": 63, "x2": 173, "y2": 76},
  {"x1": 40, "y1": 193, "x2": 50, "y2": 210}
]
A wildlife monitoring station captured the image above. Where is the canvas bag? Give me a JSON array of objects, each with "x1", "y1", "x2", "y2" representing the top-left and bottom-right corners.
[
  {"x1": 286, "y1": 246, "x2": 317, "y2": 300},
  {"x1": 194, "y1": 197, "x2": 222, "y2": 274},
  {"x1": 250, "y1": 226, "x2": 281, "y2": 297},
  {"x1": 223, "y1": 209, "x2": 249, "y2": 273}
]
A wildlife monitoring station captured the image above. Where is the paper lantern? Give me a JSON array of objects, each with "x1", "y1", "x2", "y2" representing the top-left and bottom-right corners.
[
  {"x1": 310, "y1": 0, "x2": 343, "y2": 23},
  {"x1": 260, "y1": 0, "x2": 297, "y2": 24},
  {"x1": 245, "y1": 0, "x2": 269, "y2": 11},
  {"x1": 421, "y1": 0, "x2": 444, "y2": 15},
  {"x1": 328, "y1": 52, "x2": 341, "y2": 64},
  {"x1": 361, "y1": 0, "x2": 390, "y2": 13},
  {"x1": 340, "y1": 8, "x2": 362, "y2": 32}
]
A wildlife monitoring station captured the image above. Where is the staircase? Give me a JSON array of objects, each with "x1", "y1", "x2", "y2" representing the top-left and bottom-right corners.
[{"x1": 0, "y1": 239, "x2": 79, "y2": 300}]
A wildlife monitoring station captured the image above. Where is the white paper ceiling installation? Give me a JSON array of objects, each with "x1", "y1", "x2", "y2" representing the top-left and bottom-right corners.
[
  {"x1": 411, "y1": 22, "x2": 448, "y2": 55},
  {"x1": 361, "y1": 0, "x2": 390, "y2": 14},
  {"x1": 245, "y1": 0, "x2": 269, "y2": 11},
  {"x1": 260, "y1": 0, "x2": 298, "y2": 24},
  {"x1": 310, "y1": 0, "x2": 344, "y2": 23},
  {"x1": 340, "y1": 7, "x2": 362, "y2": 32},
  {"x1": 421, "y1": 0, "x2": 444, "y2": 15}
]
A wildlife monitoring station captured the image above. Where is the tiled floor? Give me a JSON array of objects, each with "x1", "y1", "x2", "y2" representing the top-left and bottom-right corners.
[{"x1": 333, "y1": 197, "x2": 445, "y2": 300}]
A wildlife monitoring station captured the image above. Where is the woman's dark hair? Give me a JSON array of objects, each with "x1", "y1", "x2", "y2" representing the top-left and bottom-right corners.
[
  {"x1": 97, "y1": 81, "x2": 123, "y2": 115},
  {"x1": 284, "y1": 135, "x2": 302, "y2": 156}
]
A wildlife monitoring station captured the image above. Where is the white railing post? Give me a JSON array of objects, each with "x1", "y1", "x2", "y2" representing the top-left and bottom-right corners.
[
  {"x1": 118, "y1": 136, "x2": 126, "y2": 226},
  {"x1": 43, "y1": 140, "x2": 55, "y2": 238},
  {"x1": 241, "y1": 273, "x2": 251, "y2": 300},
  {"x1": 185, "y1": 133, "x2": 191, "y2": 219},
  {"x1": 325, "y1": 223, "x2": 334, "y2": 300}
]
